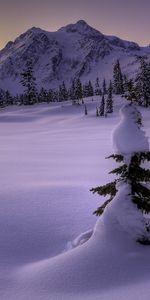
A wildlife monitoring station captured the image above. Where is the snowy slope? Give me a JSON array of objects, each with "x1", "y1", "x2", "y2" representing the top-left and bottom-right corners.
[
  {"x1": 0, "y1": 96, "x2": 150, "y2": 299},
  {"x1": 0, "y1": 20, "x2": 149, "y2": 94}
]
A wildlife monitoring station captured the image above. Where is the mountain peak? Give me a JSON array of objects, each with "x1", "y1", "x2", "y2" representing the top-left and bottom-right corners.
[
  {"x1": 58, "y1": 20, "x2": 102, "y2": 36},
  {"x1": 75, "y1": 20, "x2": 89, "y2": 27}
]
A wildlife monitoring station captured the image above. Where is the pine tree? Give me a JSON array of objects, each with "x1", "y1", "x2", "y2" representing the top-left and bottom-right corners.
[
  {"x1": 70, "y1": 79, "x2": 76, "y2": 104},
  {"x1": 5, "y1": 90, "x2": 13, "y2": 106},
  {"x1": 113, "y1": 59, "x2": 124, "y2": 94},
  {"x1": 95, "y1": 77, "x2": 102, "y2": 96},
  {"x1": 99, "y1": 94, "x2": 105, "y2": 116},
  {"x1": 59, "y1": 81, "x2": 68, "y2": 102},
  {"x1": 75, "y1": 78, "x2": 83, "y2": 104},
  {"x1": 91, "y1": 103, "x2": 150, "y2": 245},
  {"x1": 135, "y1": 57, "x2": 150, "y2": 107},
  {"x1": 125, "y1": 79, "x2": 138, "y2": 103},
  {"x1": 96, "y1": 107, "x2": 99, "y2": 117},
  {"x1": 0, "y1": 89, "x2": 5, "y2": 107},
  {"x1": 84, "y1": 105, "x2": 88, "y2": 115},
  {"x1": 87, "y1": 80, "x2": 94, "y2": 97},
  {"x1": 123, "y1": 74, "x2": 129, "y2": 93},
  {"x1": 106, "y1": 81, "x2": 113, "y2": 113},
  {"x1": 20, "y1": 60, "x2": 37, "y2": 105},
  {"x1": 102, "y1": 79, "x2": 107, "y2": 95},
  {"x1": 38, "y1": 87, "x2": 48, "y2": 103}
]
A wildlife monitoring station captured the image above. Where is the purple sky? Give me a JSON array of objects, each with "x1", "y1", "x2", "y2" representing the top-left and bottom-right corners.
[{"x1": 0, "y1": 0, "x2": 150, "y2": 48}]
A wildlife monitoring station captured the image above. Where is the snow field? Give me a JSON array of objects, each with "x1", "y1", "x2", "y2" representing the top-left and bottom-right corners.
[{"x1": 0, "y1": 96, "x2": 150, "y2": 299}]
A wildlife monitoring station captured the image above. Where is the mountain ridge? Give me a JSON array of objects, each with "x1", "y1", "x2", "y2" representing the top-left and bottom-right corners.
[{"x1": 0, "y1": 20, "x2": 149, "y2": 94}]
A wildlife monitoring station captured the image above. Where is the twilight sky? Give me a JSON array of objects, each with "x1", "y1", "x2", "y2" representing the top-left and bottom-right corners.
[{"x1": 0, "y1": 0, "x2": 150, "y2": 49}]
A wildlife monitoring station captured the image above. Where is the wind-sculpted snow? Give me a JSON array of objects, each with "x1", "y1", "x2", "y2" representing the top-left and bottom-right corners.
[
  {"x1": 112, "y1": 104, "x2": 149, "y2": 154},
  {"x1": 0, "y1": 97, "x2": 150, "y2": 300}
]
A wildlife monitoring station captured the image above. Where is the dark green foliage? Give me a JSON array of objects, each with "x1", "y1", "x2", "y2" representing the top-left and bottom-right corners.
[
  {"x1": 20, "y1": 60, "x2": 37, "y2": 105},
  {"x1": 91, "y1": 151, "x2": 150, "y2": 216},
  {"x1": 87, "y1": 80, "x2": 94, "y2": 97},
  {"x1": 99, "y1": 94, "x2": 105, "y2": 116},
  {"x1": 125, "y1": 79, "x2": 138, "y2": 103},
  {"x1": 91, "y1": 181, "x2": 117, "y2": 216},
  {"x1": 106, "y1": 154, "x2": 124, "y2": 162},
  {"x1": 135, "y1": 57, "x2": 150, "y2": 107},
  {"x1": 91, "y1": 181, "x2": 117, "y2": 197},
  {"x1": 84, "y1": 105, "x2": 88, "y2": 115},
  {"x1": 93, "y1": 199, "x2": 112, "y2": 216},
  {"x1": 59, "y1": 81, "x2": 68, "y2": 102},
  {"x1": 95, "y1": 77, "x2": 102, "y2": 96},
  {"x1": 113, "y1": 59, "x2": 124, "y2": 94},
  {"x1": 102, "y1": 79, "x2": 107, "y2": 95},
  {"x1": 137, "y1": 237, "x2": 150, "y2": 245},
  {"x1": 69, "y1": 79, "x2": 76, "y2": 104},
  {"x1": 38, "y1": 87, "x2": 49, "y2": 103},
  {"x1": 106, "y1": 81, "x2": 113, "y2": 113},
  {"x1": 74, "y1": 78, "x2": 83, "y2": 104},
  {"x1": 96, "y1": 107, "x2": 99, "y2": 117},
  {"x1": 0, "y1": 88, "x2": 14, "y2": 107},
  {"x1": 83, "y1": 81, "x2": 94, "y2": 98}
]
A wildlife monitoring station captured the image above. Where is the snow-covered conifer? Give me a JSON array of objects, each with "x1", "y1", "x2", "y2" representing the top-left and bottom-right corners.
[
  {"x1": 84, "y1": 105, "x2": 88, "y2": 115},
  {"x1": 99, "y1": 94, "x2": 105, "y2": 116},
  {"x1": 96, "y1": 107, "x2": 99, "y2": 117},
  {"x1": 135, "y1": 57, "x2": 150, "y2": 107},
  {"x1": 102, "y1": 79, "x2": 107, "y2": 95},
  {"x1": 20, "y1": 60, "x2": 37, "y2": 105},
  {"x1": 59, "y1": 81, "x2": 68, "y2": 102},
  {"x1": 75, "y1": 78, "x2": 83, "y2": 104},
  {"x1": 95, "y1": 77, "x2": 101, "y2": 96},
  {"x1": 91, "y1": 103, "x2": 150, "y2": 244},
  {"x1": 106, "y1": 81, "x2": 113, "y2": 113},
  {"x1": 113, "y1": 59, "x2": 124, "y2": 94}
]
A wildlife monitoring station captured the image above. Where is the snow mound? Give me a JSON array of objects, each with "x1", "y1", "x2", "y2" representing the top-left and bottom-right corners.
[
  {"x1": 112, "y1": 104, "x2": 149, "y2": 154},
  {"x1": 66, "y1": 229, "x2": 93, "y2": 250},
  {"x1": 100, "y1": 182, "x2": 149, "y2": 240}
]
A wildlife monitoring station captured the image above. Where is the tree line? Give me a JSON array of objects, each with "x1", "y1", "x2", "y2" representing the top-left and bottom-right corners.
[{"x1": 0, "y1": 56, "x2": 150, "y2": 108}]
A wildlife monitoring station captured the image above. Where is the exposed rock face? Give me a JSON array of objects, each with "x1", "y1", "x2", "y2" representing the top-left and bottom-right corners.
[{"x1": 0, "y1": 20, "x2": 149, "y2": 94}]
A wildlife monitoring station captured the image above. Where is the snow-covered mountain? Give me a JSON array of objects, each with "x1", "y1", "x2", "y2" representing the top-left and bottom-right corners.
[{"x1": 0, "y1": 20, "x2": 149, "y2": 94}]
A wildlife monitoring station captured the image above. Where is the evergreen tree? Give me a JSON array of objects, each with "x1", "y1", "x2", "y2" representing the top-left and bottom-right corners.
[
  {"x1": 87, "y1": 80, "x2": 94, "y2": 97},
  {"x1": 113, "y1": 59, "x2": 124, "y2": 94},
  {"x1": 106, "y1": 81, "x2": 113, "y2": 113},
  {"x1": 125, "y1": 79, "x2": 138, "y2": 103},
  {"x1": 135, "y1": 57, "x2": 150, "y2": 107},
  {"x1": 102, "y1": 79, "x2": 107, "y2": 95},
  {"x1": 74, "y1": 78, "x2": 83, "y2": 104},
  {"x1": 96, "y1": 107, "x2": 99, "y2": 117},
  {"x1": 59, "y1": 81, "x2": 68, "y2": 102},
  {"x1": 123, "y1": 74, "x2": 129, "y2": 93},
  {"x1": 83, "y1": 81, "x2": 94, "y2": 98},
  {"x1": 95, "y1": 77, "x2": 102, "y2": 96},
  {"x1": 0, "y1": 89, "x2": 5, "y2": 107},
  {"x1": 84, "y1": 105, "x2": 88, "y2": 115},
  {"x1": 47, "y1": 89, "x2": 55, "y2": 103},
  {"x1": 83, "y1": 83, "x2": 89, "y2": 98},
  {"x1": 52, "y1": 90, "x2": 59, "y2": 102},
  {"x1": 91, "y1": 103, "x2": 150, "y2": 245},
  {"x1": 5, "y1": 90, "x2": 13, "y2": 106},
  {"x1": 69, "y1": 79, "x2": 76, "y2": 104},
  {"x1": 20, "y1": 60, "x2": 37, "y2": 105},
  {"x1": 14, "y1": 94, "x2": 21, "y2": 106},
  {"x1": 99, "y1": 94, "x2": 105, "y2": 116},
  {"x1": 38, "y1": 87, "x2": 49, "y2": 103}
]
